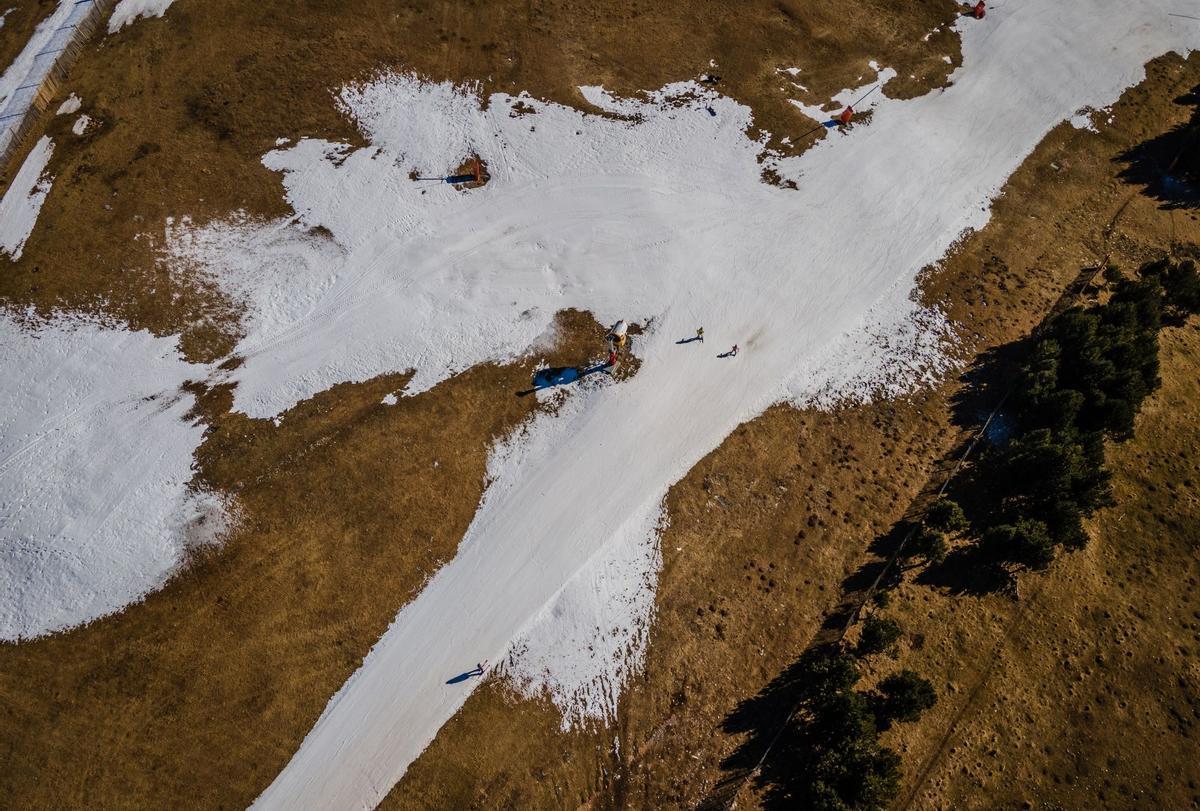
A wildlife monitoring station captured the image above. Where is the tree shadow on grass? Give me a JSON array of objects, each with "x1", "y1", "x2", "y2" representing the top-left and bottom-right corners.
[
  {"x1": 1116, "y1": 83, "x2": 1200, "y2": 210},
  {"x1": 703, "y1": 284, "x2": 1139, "y2": 804},
  {"x1": 705, "y1": 645, "x2": 840, "y2": 810}
]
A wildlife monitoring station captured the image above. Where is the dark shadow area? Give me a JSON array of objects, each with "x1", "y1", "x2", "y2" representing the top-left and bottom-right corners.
[
  {"x1": 704, "y1": 283, "x2": 1085, "y2": 807},
  {"x1": 947, "y1": 340, "x2": 1025, "y2": 431},
  {"x1": 704, "y1": 646, "x2": 842, "y2": 810},
  {"x1": 1116, "y1": 83, "x2": 1200, "y2": 209},
  {"x1": 915, "y1": 544, "x2": 1013, "y2": 595},
  {"x1": 445, "y1": 668, "x2": 483, "y2": 685},
  {"x1": 707, "y1": 257, "x2": 1200, "y2": 807}
]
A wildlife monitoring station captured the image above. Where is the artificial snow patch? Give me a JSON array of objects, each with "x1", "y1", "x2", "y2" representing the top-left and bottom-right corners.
[
  {"x1": 381, "y1": 393, "x2": 398, "y2": 406},
  {"x1": 108, "y1": 0, "x2": 176, "y2": 32},
  {"x1": 1069, "y1": 108, "x2": 1099, "y2": 131},
  {"x1": 0, "y1": 313, "x2": 222, "y2": 640},
  {"x1": 56, "y1": 93, "x2": 81, "y2": 115},
  {"x1": 0, "y1": 0, "x2": 98, "y2": 155},
  {"x1": 787, "y1": 283, "x2": 956, "y2": 409},
  {"x1": 0, "y1": 135, "x2": 53, "y2": 260},
  {"x1": 71, "y1": 113, "x2": 91, "y2": 135},
  {"x1": 506, "y1": 501, "x2": 663, "y2": 729}
]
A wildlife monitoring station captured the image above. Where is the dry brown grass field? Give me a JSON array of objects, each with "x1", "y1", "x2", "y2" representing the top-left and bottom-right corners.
[{"x1": 0, "y1": 1, "x2": 1196, "y2": 809}]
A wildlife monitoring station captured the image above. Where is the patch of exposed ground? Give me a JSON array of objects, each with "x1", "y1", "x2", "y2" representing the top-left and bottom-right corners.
[
  {"x1": 0, "y1": 0, "x2": 961, "y2": 359},
  {"x1": 383, "y1": 53, "x2": 1200, "y2": 809},
  {"x1": 0, "y1": 310, "x2": 622, "y2": 810},
  {"x1": 878, "y1": 315, "x2": 1200, "y2": 810}
]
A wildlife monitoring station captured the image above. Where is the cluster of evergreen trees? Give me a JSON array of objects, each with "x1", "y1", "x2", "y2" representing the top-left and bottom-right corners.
[
  {"x1": 771, "y1": 646, "x2": 936, "y2": 809},
  {"x1": 767, "y1": 259, "x2": 1198, "y2": 811},
  {"x1": 911, "y1": 258, "x2": 1200, "y2": 572}
]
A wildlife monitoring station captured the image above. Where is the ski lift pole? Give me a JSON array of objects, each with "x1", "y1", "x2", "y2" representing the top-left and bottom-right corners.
[{"x1": 850, "y1": 83, "x2": 881, "y2": 108}]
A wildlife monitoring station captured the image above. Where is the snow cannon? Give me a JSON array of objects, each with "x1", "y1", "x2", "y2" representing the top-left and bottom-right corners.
[
  {"x1": 838, "y1": 106, "x2": 854, "y2": 126},
  {"x1": 972, "y1": 1, "x2": 985, "y2": 18},
  {"x1": 607, "y1": 320, "x2": 629, "y2": 350}
]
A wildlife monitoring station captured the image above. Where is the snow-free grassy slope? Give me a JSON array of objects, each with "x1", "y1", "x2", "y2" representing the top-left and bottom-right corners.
[
  {"x1": 883, "y1": 305, "x2": 1200, "y2": 811},
  {"x1": 245, "y1": 4, "x2": 1200, "y2": 808}
]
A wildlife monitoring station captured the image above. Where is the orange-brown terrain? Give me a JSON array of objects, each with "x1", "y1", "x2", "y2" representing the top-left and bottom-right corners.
[{"x1": 0, "y1": 1, "x2": 1197, "y2": 809}]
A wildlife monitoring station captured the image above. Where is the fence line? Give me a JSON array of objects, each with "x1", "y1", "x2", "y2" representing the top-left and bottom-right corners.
[{"x1": 0, "y1": 0, "x2": 115, "y2": 172}]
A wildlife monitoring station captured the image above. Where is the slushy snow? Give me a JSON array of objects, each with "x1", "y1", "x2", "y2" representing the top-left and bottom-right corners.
[
  {"x1": 0, "y1": 135, "x2": 53, "y2": 260},
  {"x1": 56, "y1": 93, "x2": 81, "y2": 115},
  {"x1": 234, "y1": 2, "x2": 1198, "y2": 808},
  {"x1": 108, "y1": 0, "x2": 176, "y2": 32},
  {"x1": 0, "y1": 313, "x2": 223, "y2": 640}
]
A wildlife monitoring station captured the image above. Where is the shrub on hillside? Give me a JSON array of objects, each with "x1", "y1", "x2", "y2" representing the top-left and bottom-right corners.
[
  {"x1": 977, "y1": 428, "x2": 1111, "y2": 551},
  {"x1": 783, "y1": 689, "x2": 901, "y2": 810},
  {"x1": 856, "y1": 616, "x2": 902, "y2": 656},
  {"x1": 797, "y1": 649, "x2": 860, "y2": 700},
  {"x1": 1140, "y1": 257, "x2": 1200, "y2": 320},
  {"x1": 873, "y1": 670, "x2": 937, "y2": 728},
  {"x1": 925, "y1": 498, "x2": 967, "y2": 533},
  {"x1": 907, "y1": 525, "x2": 947, "y2": 566},
  {"x1": 979, "y1": 519, "x2": 1054, "y2": 570}
]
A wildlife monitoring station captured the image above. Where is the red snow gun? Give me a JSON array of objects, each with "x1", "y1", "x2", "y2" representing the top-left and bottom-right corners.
[
  {"x1": 972, "y1": 1, "x2": 985, "y2": 18},
  {"x1": 838, "y1": 106, "x2": 854, "y2": 126}
]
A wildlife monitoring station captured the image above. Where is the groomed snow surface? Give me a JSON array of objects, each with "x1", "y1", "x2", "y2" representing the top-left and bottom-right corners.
[{"x1": 158, "y1": 2, "x2": 1194, "y2": 808}]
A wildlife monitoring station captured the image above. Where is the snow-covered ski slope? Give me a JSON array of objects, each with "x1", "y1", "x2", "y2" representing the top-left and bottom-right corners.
[
  {"x1": 182, "y1": 1, "x2": 1195, "y2": 807},
  {"x1": 0, "y1": 314, "x2": 221, "y2": 640}
]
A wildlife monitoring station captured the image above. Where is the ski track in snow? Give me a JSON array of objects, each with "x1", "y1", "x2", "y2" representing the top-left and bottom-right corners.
[
  {"x1": 0, "y1": 314, "x2": 225, "y2": 641},
  {"x1": 164, "y1": 2, "x2": 1196, "y2": 808}
]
